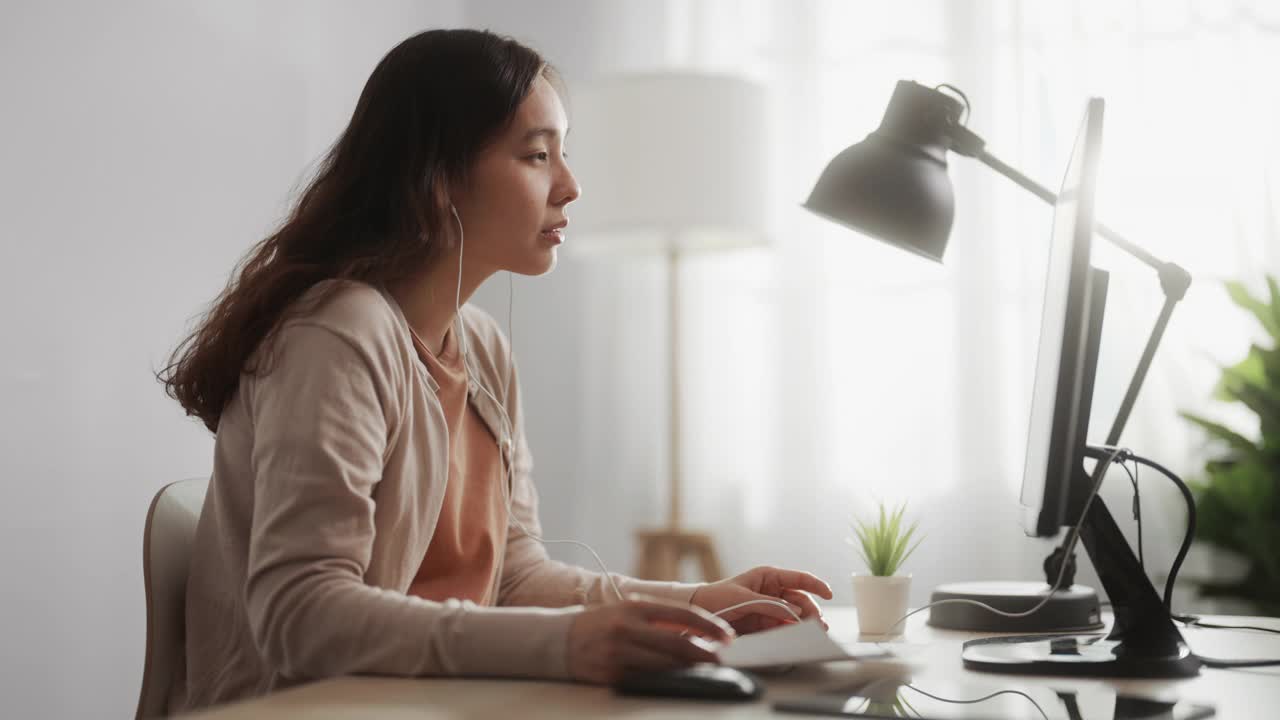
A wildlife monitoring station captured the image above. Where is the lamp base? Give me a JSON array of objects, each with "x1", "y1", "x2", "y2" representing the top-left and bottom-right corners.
[
  {"x1": 634, "y1": 529, "x2": 723, "y2": 582},
  {"x1": 927, "y1": 581, "x2": 1103, "y2": 633}
]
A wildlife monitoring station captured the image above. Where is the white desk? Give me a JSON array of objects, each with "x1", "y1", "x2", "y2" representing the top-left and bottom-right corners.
[{"x1": 186, "y1": 607, "x2": 1280, "y2": 719}]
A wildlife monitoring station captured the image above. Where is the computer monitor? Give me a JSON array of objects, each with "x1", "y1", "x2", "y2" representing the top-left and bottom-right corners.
[
  {"x1": 1019, "y1": 99, "x2": 1103, "y2": 539},
  {"x1": 962, "y1": 99, "x2": 1200, "y2": 678}
]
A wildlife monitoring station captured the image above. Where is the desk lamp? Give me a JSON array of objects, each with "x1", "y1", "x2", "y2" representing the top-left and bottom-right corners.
[{"x1": 803, "y1": 80, "x2": 1191, "y2": 634}]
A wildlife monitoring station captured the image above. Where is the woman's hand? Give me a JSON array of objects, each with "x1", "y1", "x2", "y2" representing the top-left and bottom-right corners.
[
  {"x1": 690, "y1": 566, "x2": 834, "y2": 635},
  {"x1": 566, "y1": 596, "x2": 735, "y2": 684}
]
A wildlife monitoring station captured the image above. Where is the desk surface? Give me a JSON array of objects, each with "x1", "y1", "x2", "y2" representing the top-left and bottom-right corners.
[{"x1": 186, "y1": 607, "x2": 1280, "y2": 719}]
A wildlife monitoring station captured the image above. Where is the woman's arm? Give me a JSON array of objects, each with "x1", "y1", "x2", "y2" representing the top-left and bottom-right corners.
[{"x1": 243, "y1": 322, "x2": 578, "y2": 681}]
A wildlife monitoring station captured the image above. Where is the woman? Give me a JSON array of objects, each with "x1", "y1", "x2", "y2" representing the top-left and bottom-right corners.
[{"x1": 160, "y1": 28, "x2": 832, "y2": 712}]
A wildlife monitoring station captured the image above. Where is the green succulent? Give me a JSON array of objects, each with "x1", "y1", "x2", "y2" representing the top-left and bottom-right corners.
[
  {"x1": 1180, "y1": 276, "x2": 1280, "y2": 616},
  {"x1": 852, "y1": 501, "x2": 923, "y2": 577}
]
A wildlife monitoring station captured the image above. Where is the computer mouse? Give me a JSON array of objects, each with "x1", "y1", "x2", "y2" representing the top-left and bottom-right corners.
[{"x1": 613, "y1": 664, "x2": 763, "y2": 701}]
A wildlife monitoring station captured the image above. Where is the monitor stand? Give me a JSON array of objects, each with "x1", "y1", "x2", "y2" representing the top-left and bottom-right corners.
[{"x1": 960, "y1": 458, "x2": 1200, "y2": 677}]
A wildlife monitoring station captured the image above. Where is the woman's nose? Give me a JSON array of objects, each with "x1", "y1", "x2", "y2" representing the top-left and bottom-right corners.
[{"x1": 555, "y1": 162, "x2": 581, "y2": 206}]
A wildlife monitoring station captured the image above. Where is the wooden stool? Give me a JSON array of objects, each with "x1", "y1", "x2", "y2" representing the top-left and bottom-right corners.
[{"x1": 634, "y1": 529, "x2": 723, "y2": 582}]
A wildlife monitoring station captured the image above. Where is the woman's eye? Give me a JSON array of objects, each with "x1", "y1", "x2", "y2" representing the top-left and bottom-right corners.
[{"x1": 529, "y1": 151, "x2": 550, "y2": 162}]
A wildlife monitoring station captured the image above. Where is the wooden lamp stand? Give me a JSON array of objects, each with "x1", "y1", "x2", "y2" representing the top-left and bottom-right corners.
[{"x1": 633, "y1": 251, "x2": 723, "y2": 582}]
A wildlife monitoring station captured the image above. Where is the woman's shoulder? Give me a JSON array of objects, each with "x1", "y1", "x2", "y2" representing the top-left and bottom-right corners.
[{"x1": 281, "y1": 278, "x2": 410, "y2": 359}]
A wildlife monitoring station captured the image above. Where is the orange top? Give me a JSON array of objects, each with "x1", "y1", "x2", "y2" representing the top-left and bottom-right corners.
[{"x1": 408, "y1": 324, "x2": 507, "y2": 605}]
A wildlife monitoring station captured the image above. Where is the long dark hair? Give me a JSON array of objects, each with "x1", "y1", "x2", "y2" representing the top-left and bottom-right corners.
[{"x1": 159, "y1": 29, "x2": 554, "y2": 432}]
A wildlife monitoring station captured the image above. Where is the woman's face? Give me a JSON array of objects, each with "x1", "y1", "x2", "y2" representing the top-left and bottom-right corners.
[{"x1": 450, "y1": 74, "x2": 581, "y2": 277}]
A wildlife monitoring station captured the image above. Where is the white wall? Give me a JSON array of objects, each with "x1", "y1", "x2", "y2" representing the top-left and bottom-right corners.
[{"x1": 0, "y1": 2, "x2": 462, "y2": 717}]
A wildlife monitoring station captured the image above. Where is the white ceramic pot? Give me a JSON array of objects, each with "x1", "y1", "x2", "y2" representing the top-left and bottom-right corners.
[{"x1": 852, "y1": 573, "x2": 911, "y2": 636}]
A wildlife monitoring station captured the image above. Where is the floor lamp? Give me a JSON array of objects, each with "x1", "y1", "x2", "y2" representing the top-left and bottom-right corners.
[{"x1": 569, "y1": 72, "x2": 771, "y2": 582}]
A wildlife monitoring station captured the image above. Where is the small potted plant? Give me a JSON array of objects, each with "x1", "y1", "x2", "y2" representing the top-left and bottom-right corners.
[{"x1": 851, "y1": 501, "x2": 923, "y2": 636}]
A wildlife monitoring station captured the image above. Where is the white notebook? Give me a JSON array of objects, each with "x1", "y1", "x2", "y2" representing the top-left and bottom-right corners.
[{"x1": 718, "y1": 619, "x2": 893, "y2": 668}]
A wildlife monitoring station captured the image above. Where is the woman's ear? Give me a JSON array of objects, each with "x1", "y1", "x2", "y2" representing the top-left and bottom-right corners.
[{"x1": 428, "y1": 174, "x2": 456, "y2": 215}]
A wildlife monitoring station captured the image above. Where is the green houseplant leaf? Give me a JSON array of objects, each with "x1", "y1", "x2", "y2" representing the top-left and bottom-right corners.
[
  {"x1": 1182, "y1": 275, "x2": 1280, "y2": 615},
  {"x1": 852, "y1": 501, "x2": 923, "y2": 577},
  {"x1": 1179, "y1": 411, "x2": 1262, "y2": 461},
  {"x1": 1226, "y1": 280, "x2": 1280, "y2": 341}
]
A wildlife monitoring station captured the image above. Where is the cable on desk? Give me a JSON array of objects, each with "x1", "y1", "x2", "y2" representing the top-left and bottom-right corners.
[
  {"x1": 1119, "y1": 454, "x2": 1280, "y2": 669},
  {"x1": 1174, "y1": 615, "x2": 1280, "y2": 636},
  {"x1": 904, "y1": 685, "x2": 1050, "y2": 720},
  {"x1": 1197, "y1": 656, "x2": 1280, "y2": 668}
]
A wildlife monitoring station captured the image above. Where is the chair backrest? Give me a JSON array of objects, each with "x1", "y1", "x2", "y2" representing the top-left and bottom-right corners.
[{"x1": 136, "y1": 478, "x2": 208, "y2": 719}]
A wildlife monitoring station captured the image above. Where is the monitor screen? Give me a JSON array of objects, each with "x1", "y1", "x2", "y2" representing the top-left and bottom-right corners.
[{"x1": 1020, "y1": 99, "x2": 1105, "y2": 538}]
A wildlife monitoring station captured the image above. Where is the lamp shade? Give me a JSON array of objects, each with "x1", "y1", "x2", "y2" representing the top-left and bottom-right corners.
[
  {"x1": 802, "y1": 80, "x2": 964, "y2": 262},
  {"x1": 567, "y1": 72, "x2": 770, "y2": 253}
]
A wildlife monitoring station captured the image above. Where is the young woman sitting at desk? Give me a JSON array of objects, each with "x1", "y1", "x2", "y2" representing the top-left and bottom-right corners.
[{"x1": 158, "y1": 28, "x2": 832, "y2": 714}]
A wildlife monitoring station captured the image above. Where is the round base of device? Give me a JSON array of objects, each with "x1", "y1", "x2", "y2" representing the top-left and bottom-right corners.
[
  {"x1": 962, "y1": 633, "x2": 1201, "y2": 678},
  {"x1": 926, "y1": 581, "x2": 1104, "y2": 633}
]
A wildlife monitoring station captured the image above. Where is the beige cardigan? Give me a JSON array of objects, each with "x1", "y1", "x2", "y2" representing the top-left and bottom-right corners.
[{"x1": 173, "y1": 280, "x2": 698, "y2": 713}]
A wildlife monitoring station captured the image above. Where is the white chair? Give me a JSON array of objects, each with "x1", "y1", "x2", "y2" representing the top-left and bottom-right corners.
[{"x1": 136, "y1": 478, "x2": 208, "y2": 719}]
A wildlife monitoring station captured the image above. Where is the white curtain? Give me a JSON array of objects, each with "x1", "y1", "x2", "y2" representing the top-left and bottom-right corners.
[{"x1": 570, "y1": 0, "x2": 1280, "y2": 607}]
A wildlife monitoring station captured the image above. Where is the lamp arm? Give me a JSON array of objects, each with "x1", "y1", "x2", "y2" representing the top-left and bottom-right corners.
[
  {"x1": 1104, "y1": 295, "x2": 1178, "y2": 447},
  {"x1": 947, "y1": 125, "x2": 1192, "y2": 302}
]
